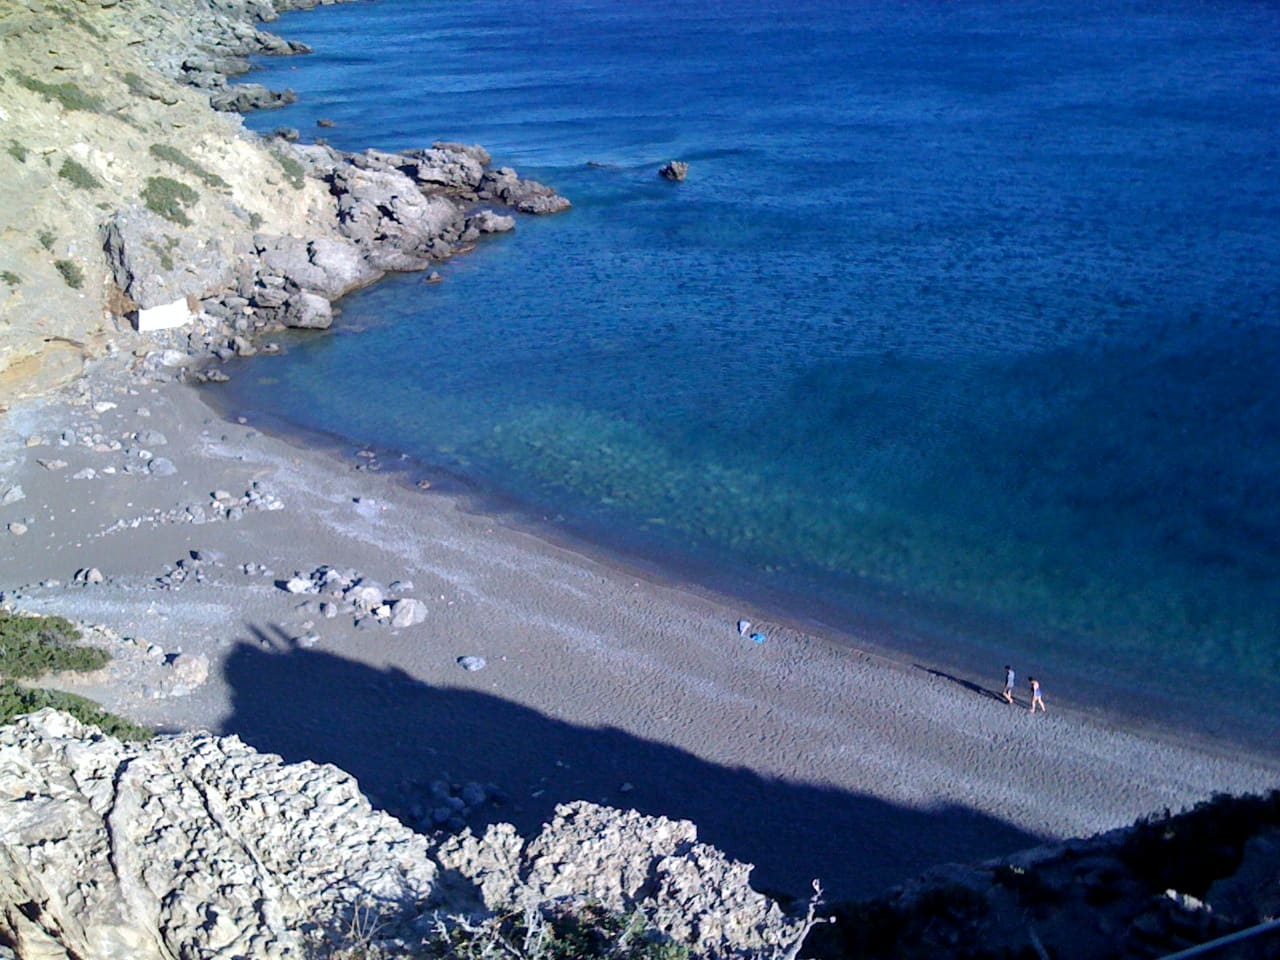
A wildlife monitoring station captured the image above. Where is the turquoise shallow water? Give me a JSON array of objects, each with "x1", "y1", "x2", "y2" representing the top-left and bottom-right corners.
[{"x1": 225, "y1": 0, "x2": 1280, "y2": 726}]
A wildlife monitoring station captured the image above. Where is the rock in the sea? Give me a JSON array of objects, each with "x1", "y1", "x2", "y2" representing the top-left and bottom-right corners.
[
  {"x1": 659, "y1": 160, "x2": 689, "y2": 181},
  {"x1": 279, "y1": 290, "x2": 334, "y2": 329},
  {"x1": 478, "y1": 167, "x2": 572, "y2": 215},
  {"x1": 209, "y1": 82, "x2": 297, "y2": 112}
]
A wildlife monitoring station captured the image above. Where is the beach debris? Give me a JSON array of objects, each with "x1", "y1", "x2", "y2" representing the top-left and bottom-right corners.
[
  {"x1": 72, "y1": 468, "x2": 97, "y2": 480},
  {"x1": 168, "y1": 653, "x2": 210, "y2": 693},
  {"x1": 38, "y1": 459, "x2": 68, "y2": 471},
  {"x1": 659, "y1": 160, "x2": 689, "y2": 181},
  {"x1": 147, "y1": 457, "x2": 177, "y2": 476},
  {"x1": 93, "y1": 401, "x2": 118, "y2": 413},
  {"x1": 390, "y1": 597, "x2": 428, "y2": 628},
  {"x1": 24, "y1": 435, "x2": 45, "y2": 447},
  {"x1": 749, "y1": 632, "x2": 766, "y2": 644},
  {"x1": 0, "y1": 484, "x2": 25, "y2": 505},
  {"x1": 74, "y1": 567, "x2": 104, "y2": 585},
  {"x1": 457, "y1": 655, "x2": 487, "y2": 672},
  {"x1": 8, "y1": 522, "x2": 28, "y2": 536},
  {"x1": 737, "y1": 619, "x2": 752, "y2": 636}
]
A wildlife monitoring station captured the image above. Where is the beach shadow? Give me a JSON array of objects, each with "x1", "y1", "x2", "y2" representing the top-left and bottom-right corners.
[
  {"x1": 915, "y1": 664, "x2": 1008, "y2": 704},
  {"x1": 220, "y1": 628, "x2": 1044, "y2": 903}
]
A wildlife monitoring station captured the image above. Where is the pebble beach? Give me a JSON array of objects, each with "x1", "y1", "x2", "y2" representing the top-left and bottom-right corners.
[{"x1": 2, "y1": 353, "x2": 1276, "y2": 902}]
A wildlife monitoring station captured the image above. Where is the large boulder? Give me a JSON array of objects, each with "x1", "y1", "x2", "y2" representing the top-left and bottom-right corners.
[
  {"x1": 253, "y1": 234, "x2": 380, "y2": 299},
  {"x1": 101, "y1": 206, "x2": 241, "y2": 310},
  {"x1": 479, "y1": 167, "x2": 572, "y2": 215},
  {"x1": 329, "y1": 163, "x2": 464, "y2": 269}
]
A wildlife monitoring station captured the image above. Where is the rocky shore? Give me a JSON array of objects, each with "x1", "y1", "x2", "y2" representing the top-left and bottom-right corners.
[
  {"x1": 3, "y1": 1, "x2": 1280, "y2": 959},
  {"x1": 0, "y1": 0, "x2": 567, "y2": 398}
]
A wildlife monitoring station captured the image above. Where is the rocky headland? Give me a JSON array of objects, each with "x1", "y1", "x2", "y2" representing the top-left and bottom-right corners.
[
  {"x1": 0, "y1": 0, "x2": 566, "y2": 398},
  {"x1": 2, "y1": 2, "x2": 1279, "y2": 959}
]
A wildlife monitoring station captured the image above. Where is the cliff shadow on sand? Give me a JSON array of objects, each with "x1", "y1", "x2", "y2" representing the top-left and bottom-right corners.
[{"x1": 219, "y1": 625, "x2": 1043, "y2": 903}]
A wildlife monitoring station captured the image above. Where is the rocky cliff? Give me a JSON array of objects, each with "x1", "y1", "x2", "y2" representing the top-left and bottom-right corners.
[
  {"x1": 0, "y1": 710, "x2": 808, "y2": 959},
  {"x1": 0, "y1": 0, "x2": 566, "y2": 399}
]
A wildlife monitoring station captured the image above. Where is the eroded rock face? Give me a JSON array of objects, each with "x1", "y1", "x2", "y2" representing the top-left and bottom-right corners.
[
  {"x1": 0, "y1": 710, "x2": 440, "y2": 960},
  {"x1": 439, "y1": 802, "x2": 803, "y2": 959},
  {"x1": 102, "y1": 206, "x2": 244, "y2": 310},
  {"x1": 0, "y1": 712, "x2": 807, "y2": 960}
]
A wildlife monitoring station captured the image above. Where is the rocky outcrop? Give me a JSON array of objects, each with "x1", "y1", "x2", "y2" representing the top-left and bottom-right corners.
[
  {"x1": 0, "y1": 0, "x2": 569, "y2": 399},
  {"x1": 440, "y1": 803, "x2": 802, "y2": 958},
  {"x1": 0, "y1": 711, "x2": 808, "y2": 960},
  {"x1": 102, "y1": 207, "x2": 245, "y2": 311},
  {"x1": 0, "y1": 710, "x2": 441, "y2": 960},
  {"x1": 810, "y1": 790, "x2": 1280, "y2": 960},
  {"x1": 659, "y1": 160, "x2": 689, "y2": 181}
]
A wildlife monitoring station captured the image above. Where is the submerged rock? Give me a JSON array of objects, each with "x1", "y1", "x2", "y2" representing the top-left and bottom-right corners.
[{"x1": 659, "y1": 160, "x2": 689, "y2": 181}]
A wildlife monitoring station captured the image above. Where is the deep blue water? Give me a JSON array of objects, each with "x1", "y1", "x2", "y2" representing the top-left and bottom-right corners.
[{"x1": 227, "y1": 0, "x2": 1280, "y2": 722}]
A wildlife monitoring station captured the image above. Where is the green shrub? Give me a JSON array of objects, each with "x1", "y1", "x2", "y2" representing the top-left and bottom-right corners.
[
  {"x1": 273, "y1": 149, "x2": 306, "y2": 189},
  {"x1": 54, "y1": 259, "x2": 84, "y2": 289},
  {"x1": 0, "y1": 680, "x2": 151, "y2": 741},
  {"x1": 1, "y1": 271, "x2": 20, "y2": 287},
  {"x1": 0, "y1": 610, "x2": 104, "y2": 677},
  {"x1": 124, "y1": 71, "x2": 147, "y2": 97},
  {"x1": 142, "y1": 175, "x2": 199, "y2": 226},
  {"x1": 38, "y1": 229, "x2": 55, "y2": 251},
  {"x1": 6, "y1": 141, "x2": 27, "y2": 162},
  {"x1": 58, "y1": 157, "x2": 102, "y2": 190},
  {"x1": 149, "y1": 143, "x2": 228, "y2": 189},
  {"x1": 11, "y1": 71, "x2": 104, "y2": 112}
]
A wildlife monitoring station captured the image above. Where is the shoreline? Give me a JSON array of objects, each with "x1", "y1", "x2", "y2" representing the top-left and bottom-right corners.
[
  {"x1": 2, "y1": 0, "x2": 1277, "y2": 913},
  {"x1": 2, "y1": 358, "x2": 1277, "y2": 902},
  {"x1": 206, "y1": 363, "x2": 1280, "y2": 766}
]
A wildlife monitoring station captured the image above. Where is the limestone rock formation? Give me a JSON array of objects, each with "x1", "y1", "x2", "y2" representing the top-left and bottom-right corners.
[
  {"x1": 439, "y1": 802, "x2": 802, "y2": 958},
  {"x1": 0, "y1": 710, "x2": 440, "y2": 960},
  {"x1": 0, "y1": 711, "x2": 808, "y2": 960}
]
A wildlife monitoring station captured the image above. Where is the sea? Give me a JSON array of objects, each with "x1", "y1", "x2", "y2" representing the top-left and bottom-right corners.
[{"x1": 223, "y1": 0, "x2": 1280, "y2": 745}]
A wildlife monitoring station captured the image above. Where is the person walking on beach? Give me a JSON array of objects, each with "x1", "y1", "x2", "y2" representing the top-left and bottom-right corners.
[
  {"x1": 1002, "y1": 665, "x2": 1015, "y2": 704},
  {"x1": 1028, "y1": 676, "x2": 1045, "y2": 714}
]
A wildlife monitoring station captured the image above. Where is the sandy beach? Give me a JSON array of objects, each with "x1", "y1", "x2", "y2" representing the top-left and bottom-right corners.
[{"x1": 1, "y1": 354, "x2": 1277, "y2": 904}]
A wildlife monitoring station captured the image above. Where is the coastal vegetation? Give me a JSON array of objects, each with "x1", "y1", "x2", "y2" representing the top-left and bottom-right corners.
[
  {"x1": 150, "y1": 143, "x2": 229, "y2": 189},
  {"x1": 10, "y1": 70, "x2": 105, "y2": 113},
  {"x1": 0, "y1": 610, "x2": 150, "y2": 740},
  {"x1": 58, "y1": 157, "x2": 102, "y2": 190},
  {"x1": 54, "y1": 258, "x2": 85, "y2": 289},
  {"x1": 142, "y1": 174, "x2": 200, "y2": 225},
  {"x1": 325, "y1": 901, "x2": 693, "y2": 959},
  {"x1": 274, "y1": 147, "x2": 308, "y2": 189}
]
